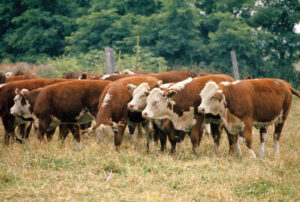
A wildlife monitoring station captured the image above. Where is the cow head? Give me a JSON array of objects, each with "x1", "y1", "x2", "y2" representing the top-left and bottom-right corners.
[
  {"x1": 127, "y1": 81, "x2": 162, "y2": 112},
  {"x1": 10, "y1": 88, "x2": 32, "y2": 119},
  {"x1": 5, "y1": 72, "x2": 13, "y2": 78},
  {"x1": 198, "y1": 81, "x2": 225, "y2": 116},
  {"x1": 142, "y1": 88, "x2": 174, "y2": 120}
]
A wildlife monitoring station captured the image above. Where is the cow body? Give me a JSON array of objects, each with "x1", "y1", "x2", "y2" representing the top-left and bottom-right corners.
[
  {"x1": 26, "y1": 80, "x2": 111, "y2": 147},
  {"x1": 0, "y1": 79, "x2": 72, "y2": 145},
  {"x1": 142, "y1": 74, "x2": 235, "y2": 153},
  {"x1": 89, "y1": 76, "x2": 162, "y2": 150},
  {"x1": 198, "y1": 78, "x2": 300, "y2": 157}
]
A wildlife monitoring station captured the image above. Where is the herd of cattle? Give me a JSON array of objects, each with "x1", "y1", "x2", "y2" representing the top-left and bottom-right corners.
[{"x1": 0, "y1": 69, "x2": 299, "y2": 158}]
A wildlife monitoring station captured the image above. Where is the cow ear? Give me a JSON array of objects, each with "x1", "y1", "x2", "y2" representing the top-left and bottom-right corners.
[
  {"x1": 15, "y1": 88, "x2": 22, "y2": 96},
  {"x1": 166, "y1": 90, "x2": 177, "y2": 98},
  {"x1": 155, "y1": 80, "x2": 163, "y2": 87},
  {"x1": 127, "y1": 84, "x2": 137, "y2": 93},
  {"x1": 215, "y1": 92, "x2": 223, "y2": 101}
]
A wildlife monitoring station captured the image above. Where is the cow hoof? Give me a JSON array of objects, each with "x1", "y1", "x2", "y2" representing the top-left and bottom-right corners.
[{"x1": 248, "y1": 149, "x2": 256, "y2": 158}]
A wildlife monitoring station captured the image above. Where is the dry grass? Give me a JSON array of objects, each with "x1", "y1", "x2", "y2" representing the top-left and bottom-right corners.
[{"x1": 0, "y1": 97, "x2": 300, "y2": 201}]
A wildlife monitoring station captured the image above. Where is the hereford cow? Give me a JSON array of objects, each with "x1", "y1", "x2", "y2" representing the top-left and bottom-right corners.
[
  {"x1": 142, "y1": 74, "x2": 236, "y2": 153},
  {"x1": 0, "y1": 79, "x2": 72, "y2": 145},
  {"x1": 11, "y1": 80, "x2": 111, "y2": 148},
  {"x1": 127, "y1": 82, "x2": 186, "y2": 153},
  {"x1": 88, "y1": 76, "x2": 163, "y2": 151},
  {"x1": 198, "y1": 79, "x2": 300, "y2": 158},
  {"x1": 101, "y1": 70, "x2": 197, "y2": 82}
]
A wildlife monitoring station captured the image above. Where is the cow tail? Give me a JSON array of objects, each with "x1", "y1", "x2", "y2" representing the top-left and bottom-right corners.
[{"x1": 290, "y1": 86, "x2": 300, "y2": 97}]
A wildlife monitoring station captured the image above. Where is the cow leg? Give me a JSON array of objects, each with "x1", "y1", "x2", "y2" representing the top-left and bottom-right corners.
[
  {"x1": 189, "y1": 119, "x2": 203, "y2": 154},
  {"x1": 80, "y1": 122, "x2": 91, "y2": 139},
  {"x1": 67, "y1": 124, "x2": 82, "y2": 150},
  {"x1": 36, "y1": 117, "x2": 51, "y2": 142},
  {"x1": 162, "y1": 120, "x2": 178, "y2": 153},
  {"x1": 25, "y1": 122, "x2": 33, "y2": 139},
  {"x1": 258, "y1": 127, "x2": 267, "y2": 157},
  {"x1": 128, "y1": 124, "x2": 137, "y2": 141},
  {"x1": 153, "y1": 122, "x2": 166, "y2": 152},
  {"x1": 144, "y1": 120, "x2": 155, "y2": 152},
  {"x1": 274, "y1": 122, "x2": 285, "y2": 157},
  {"x1": 226, "y1": 132, "x2": 240, "y2": 156},
  {"x1": 210, "y1": 122, "x2": 223, "y2": 153},
  {"x1": 58, "y1": 125, "x2": 69, "y2": 143},
  {"x1": 46, "y1": 127, "x2": 56, "y2": 142},
  {"x1": 2, "y1": 115, "x2": 21, "y2": 146},
  {"x1": 137, "y1": 123, "x2": 143, "y2": 138},
  {"x1": 114, "y1": 124, "x2": 127, "y2": 151},
  {"x1": 243, "y1": 121, "x2": 256, "y2": 158}
]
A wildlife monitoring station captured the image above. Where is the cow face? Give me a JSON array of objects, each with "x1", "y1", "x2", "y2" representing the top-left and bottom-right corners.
[
  {"x1": 10, "y1": 88, "x2": 32, "y2": 119},
  {"x1": 127, "y1": 83, "x2": 150, "y2": 111},
  {"x1": 142, "y1": 88, "x2": 170, "y2": 119},
  {"x1": 198, "y1": 81, "x2": 226, "y2": 116}
]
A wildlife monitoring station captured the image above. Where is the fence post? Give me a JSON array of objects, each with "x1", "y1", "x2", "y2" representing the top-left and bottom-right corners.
[
  {"x1": 105, "y1": 47, "x2": 116, "y2": 74},
  {"x1": 230, "y1": 50, "x2": 240, "y2": 80}
]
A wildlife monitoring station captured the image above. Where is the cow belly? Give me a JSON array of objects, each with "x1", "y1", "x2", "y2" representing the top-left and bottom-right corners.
[{"x1": 253, "y1": 110, "x2": 283, "y2": 129}]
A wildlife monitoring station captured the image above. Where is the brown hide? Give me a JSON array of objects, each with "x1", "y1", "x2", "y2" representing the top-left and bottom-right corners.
[
  {"x1": 34, "y1": 80, "x2": 111, "y2": 121},
  {"x1": 0, "y1": 79, "x2": 73, "y2": 145},
  {"x1": 172, "y1": 74, "x2": 234, "y2": 117},
  {"x1": 93, "y1": 76, "x2": 160, "y2": 129},
  {"x1": 79, "y1": 73, "x2": 103, "y2": 80},
  {"x1": 220, "y1": 79, "x2": 295, "y2": 123},
  {"x1": 103, "y1": 70, "x2": 197, "y2": 82}
]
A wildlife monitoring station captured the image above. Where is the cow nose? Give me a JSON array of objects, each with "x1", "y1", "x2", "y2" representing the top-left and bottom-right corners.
[
  {"x1": 198, "y1": 107, "x2": 205, "y2": 114},
  {"x1": 142, "y1": 111, "x2": 148, "y2": 118},
  {"x1": 128, "y1": 103, "x2": 133, "y2": 109}
]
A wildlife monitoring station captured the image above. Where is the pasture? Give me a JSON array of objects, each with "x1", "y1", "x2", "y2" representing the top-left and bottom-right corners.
[{"x1": 0, "y1": 96, "x2": 299, "y2": 201}]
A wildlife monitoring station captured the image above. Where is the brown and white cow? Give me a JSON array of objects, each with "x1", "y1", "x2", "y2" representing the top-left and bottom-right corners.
[
  {"x1": 0, "y1": 79, "x2": 72, "y2": 145},
  {"x1": 198, "y1": 79, "x2": 300, "y2": 158},
  {"x1": 88, "y1": 76, "x2": 163, "y2": 151},
  {"x1": 12, "y1": 80, "x2": 111, "y2": 148},
  {"x1": 142, "y1": 74, "x2": 235, "y2": 153},
  {"x1": 127, "y1": 81, "x2": 187, "y2": 153},
  {"x1": 78, "y1": 72, "x2": 103, "y2": 80},
  {"x1": 101, "y1": 70, "x2": 198, "y2": 82}
]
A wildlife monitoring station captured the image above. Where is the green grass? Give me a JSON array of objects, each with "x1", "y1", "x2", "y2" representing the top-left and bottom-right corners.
[{"x1": 0, "y1": 97, "x2": 300, "y2": 201}]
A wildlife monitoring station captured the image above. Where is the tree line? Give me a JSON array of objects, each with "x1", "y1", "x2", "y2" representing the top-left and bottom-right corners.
[{"x1": 0, "y1": 0, "x2": 299, "y2": 87}]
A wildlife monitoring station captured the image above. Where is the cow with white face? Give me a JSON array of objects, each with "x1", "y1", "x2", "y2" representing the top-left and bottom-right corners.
[
  {"x1": 142, "y1": 74, "x2": 237, "y2": 154},
  {"x1": 11, "y1": 89, "x2": 33, "y2": 119},
  {"x1": 128, "y1": 82, "x2": 153, "y2": 112},
  {"x1": 198, "y1": 79, "x2": 300, "y2": 158}
]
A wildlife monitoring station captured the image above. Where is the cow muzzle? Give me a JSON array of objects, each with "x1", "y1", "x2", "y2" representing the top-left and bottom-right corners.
[
  {"x1": 142, "y1": 111, "x2": 148, "y2": 118},
  {"x1": 127, "y1": 103, "x2": 134, "y2": 110},
  {"x1": 198, "y1": 106, "x2": 205, "y2": 114}
]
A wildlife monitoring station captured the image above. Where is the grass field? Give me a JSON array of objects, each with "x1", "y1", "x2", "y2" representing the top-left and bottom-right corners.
[{"x1": 0, "y1": 97, "x2": 299, "y2": 201}]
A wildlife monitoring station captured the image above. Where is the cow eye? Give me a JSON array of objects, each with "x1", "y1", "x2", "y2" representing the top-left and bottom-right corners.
[{"x1": 210, "y1": 96, "x2": 216, "y2": 100}]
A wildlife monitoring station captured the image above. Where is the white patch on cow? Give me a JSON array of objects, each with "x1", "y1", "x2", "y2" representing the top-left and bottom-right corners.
[
  {"x1": 235, "y1": 141, "x2": 242, "y2": 156},
  {"x1": 32, "y1": 114, "x2": 39, "y2": 128},
  {"x1": 122, "y1": 69, "x2": 135, "y2": 74},
  {"x1": 128, "y1": 82, "x2": 150, "y2": 111},
  {"x1": 101, "y1": 93, "x2": 112, "y2": 107},
  {"x1": 100, "y1": 74, "x2": 111, "y2": 80},
  {"x1": 222, "y1": 109, "x2": 245, "y2": 135},
  {"x1": 5, "y1": 72, "x2": 13, "y2": 78},
  {"x1": 248, "y1": 149, "x2": 256, "y2": 158},
  {"x1": 160, "y1": 83, "x2": 174, "y2": 90},
  {"x1": 0, "y1": 83, "x2": 6, "y2": 88},
  {"x1": 199, "y1": 81, "x2": 226, "y2": 116},
  {"x1": 143, "y1": 88, "x2": 196, "y2": 132},
  {"x1": 169, "y1": 77, "x2": 193, "y2": 91},
  {"x1": 10, "y1": 94, "x2": 32, "y2": 119},
  {"x1": 220, "y1": 80, "x2": 240, "y2": 86},
  {"x1": 274, "y1": 138, "x2": 280, "y2": 157},
  {"x1": 258, "y1": 133, "x2": 267, "y2": 157},
  {"x1": 203, "y1": 123, "x2": 211, "y2": 135},
  {"x1": 96, "y1": 124, "x2": 114, "y2": 143}
]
